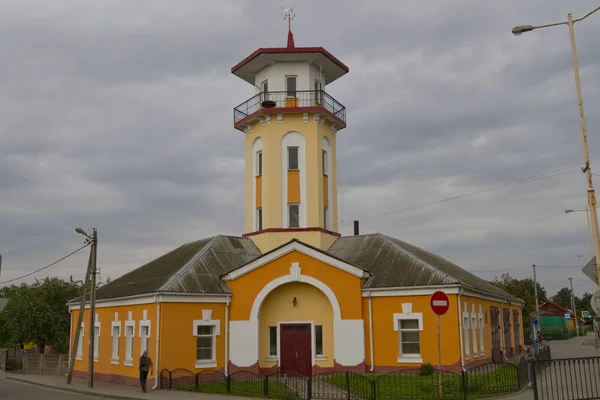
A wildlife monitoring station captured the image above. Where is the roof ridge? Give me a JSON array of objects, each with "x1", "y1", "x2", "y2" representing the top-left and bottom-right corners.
[
  {"x1": 158, "y1": 236, "x2": 219, "y2": 291},
  {"x1": 375, "y1": 233, "x2": 458, "y2": 285}
]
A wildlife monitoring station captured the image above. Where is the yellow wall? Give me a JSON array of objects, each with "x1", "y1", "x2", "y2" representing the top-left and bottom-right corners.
[
  {"x1": 244, "y1": 113, "x2": 340, "y2": 252},
  {"x1": 258, "y1": 282, "x2": 334, "y2": 368},
  {"x1": 71, "y1": 304, "x2": 157, "y2": 379},
  {"x1": 366, "y1": 295, "x2": 461, "y2": 368},
  {"x1": 227, "y1": 250, "x2": 363, "y2": 322},
  {"x1": 256, "y1": 176, "x2": 262, "y2": 208},
  {"x1": 159, "y1": 302, "x2": 226, "y2": 372},
  {"x1": 248, "y1": 230, "x2": 339, "y2": 254}
]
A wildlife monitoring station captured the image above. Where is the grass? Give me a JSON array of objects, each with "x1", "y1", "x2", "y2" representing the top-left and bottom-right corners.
[
  {"x1": 324, "y1": 364, "x2": 523, "y2": 400},
  {"x1": 175, "y1": 379, "x2": 299, "y2": 399}
]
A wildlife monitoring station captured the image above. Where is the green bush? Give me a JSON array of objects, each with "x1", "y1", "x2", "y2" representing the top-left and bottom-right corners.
[{"x1": 419, "y1": 362, "x2": 435, "y2": 376}]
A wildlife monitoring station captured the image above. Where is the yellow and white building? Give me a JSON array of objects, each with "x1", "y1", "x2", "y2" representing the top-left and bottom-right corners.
[{"x1": 68, "y1": 29, "x2": 524, "y2": 387}]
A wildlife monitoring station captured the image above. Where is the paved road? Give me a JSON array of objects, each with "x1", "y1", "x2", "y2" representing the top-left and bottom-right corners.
[{"x1": 0, "y1": 376, "x2": 108, "y2": 400}]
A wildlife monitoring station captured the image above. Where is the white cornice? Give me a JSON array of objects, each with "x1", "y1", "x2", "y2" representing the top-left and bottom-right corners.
[{"x1": 67, "y1": 293, "x2": 230, "y2": 311}]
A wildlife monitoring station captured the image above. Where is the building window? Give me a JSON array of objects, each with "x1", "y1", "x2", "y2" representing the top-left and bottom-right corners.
[
  {"x1": 286, "y1": 76, "x2": 297, "y2": 98},
  {"x1": 288, "y1": 146, "x2": 299, "y2": 170},
  {"x1": 93, "y1": 325, "x2": 100, "y2": 362},
  {"x1": 111, "y1": 325, "x2": 120, "y2": 363},
  {"x1": 257, "y1": 207, "x2": 263, "y2": 231},
  {"x1": 76, "y1": 323, "x2": 84, "y2": 360},
  {"x1": 479, "y1": 308, "x2": 485, "y2": 355},
  {"x1": 463, "y1": 305, "x2": 471, "y2": 359},
  {"x1": 140, "y1": 325, "x2": 150, "y2": 355},
  {"x1": 323, "y1": 206, "x2": 328, "y2": 230},
  {"x1": 315, "y1": 325, "x2": 323, "y2": 356},
  {"x1": 269, "y1": 326, "x2": 277, "y2": 356},
  {"x1": 471, "y1": 310, "x2": 478, "y2": 357},
  {"x1": 196, "y1": 325, "x2": 214, "y2": 362},
  {"x1": 399, "y1": 319, "x2": 420, "y2": 357},
  {"x1": 261, "y1": 80, "x2": 268, "y2": 101},
  {"x1": 125, "y1": 324, "x2": 134, "y2": 365},
  {"x1": 256, "y1": 151, "x2": 262, "y2": 176},
  {"x1": 322, "y1": 149, "x2": 328, "y2": 175},
  {"x1": 288, "y1": 204, "x2": 300, "y2": 228}
]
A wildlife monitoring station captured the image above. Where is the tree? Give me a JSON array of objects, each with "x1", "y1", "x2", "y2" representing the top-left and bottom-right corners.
[
  {"x1": 553, "y1": 287, "x2": 573, "y2": 309},
  {"x1": 490, "y1": 273, "x2": 548, "y2": 325},
  {"x1": 0, "y1": 277, "x2": 81, "y2": 353}
]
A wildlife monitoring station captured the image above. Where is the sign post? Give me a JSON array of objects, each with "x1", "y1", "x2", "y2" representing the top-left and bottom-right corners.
[{"x1": 430, "y1": 291, "x2": 450, "y2": 398}]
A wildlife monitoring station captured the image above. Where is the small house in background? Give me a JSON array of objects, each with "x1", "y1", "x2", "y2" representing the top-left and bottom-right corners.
[{"x1": 538, "y1": 300, "x2": 581, "y2": 339}]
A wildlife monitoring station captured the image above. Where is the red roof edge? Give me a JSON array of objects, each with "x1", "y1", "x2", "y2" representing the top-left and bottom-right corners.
[{"x1": 231, "y1": 46, "x2": 349, "y2": 74}]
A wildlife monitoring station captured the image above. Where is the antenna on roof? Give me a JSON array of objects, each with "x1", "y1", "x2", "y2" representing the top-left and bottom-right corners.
[{"x1": 283, "y1": 7, "x2": 295, "y2": 32}]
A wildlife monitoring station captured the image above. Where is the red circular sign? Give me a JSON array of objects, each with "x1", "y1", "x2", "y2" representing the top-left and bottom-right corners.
[{"x1": 430, "y1": 291, "x2": 450, "y2": 316}]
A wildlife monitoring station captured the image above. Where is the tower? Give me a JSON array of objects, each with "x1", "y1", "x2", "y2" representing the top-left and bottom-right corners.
[{"x1": 232, "y1": 12, "x2": 349, "y2": 253}]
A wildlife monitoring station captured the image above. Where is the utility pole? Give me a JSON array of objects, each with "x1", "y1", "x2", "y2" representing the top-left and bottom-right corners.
[
  {"x1": 569, "y1": 277, "x2": 580, "y2": 336},
  {"x1": 88, "y1": 228, "x2": 98, "y2": 388},
  {"x1": 66, "y1": 248, "x2": 93, "y2": 384}
]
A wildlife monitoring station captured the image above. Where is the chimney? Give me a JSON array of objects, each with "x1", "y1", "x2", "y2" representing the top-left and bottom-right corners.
[{"x1": 353, "y1": 220, "x2": 359, "y2": 236}]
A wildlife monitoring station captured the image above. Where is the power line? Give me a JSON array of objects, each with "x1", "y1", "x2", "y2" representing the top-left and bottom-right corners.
[
  {"x1": 0, "y1": 244, "x2": 90, "y2": 286},
  {"x1": 0, "y1": 230, "x2": 70, "y2": 240}
]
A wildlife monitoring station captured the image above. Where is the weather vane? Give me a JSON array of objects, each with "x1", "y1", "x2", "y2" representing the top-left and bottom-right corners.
[{"x1": 283, "y1": 7, "x2": 295, "y2": 32}]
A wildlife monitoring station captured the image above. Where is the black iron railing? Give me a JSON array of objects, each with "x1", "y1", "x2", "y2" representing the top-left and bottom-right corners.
[
  {"x1": 532, "y1": 356, "x2": 599, "y2": 400},
  {"x1": 233, "y1": 90, "x2": 346, "y2": 125}
]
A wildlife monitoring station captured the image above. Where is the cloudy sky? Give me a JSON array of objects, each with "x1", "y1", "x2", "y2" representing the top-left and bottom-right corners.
[{"x1": 1, "y1": 1, "x2": 599, "y2": 299}]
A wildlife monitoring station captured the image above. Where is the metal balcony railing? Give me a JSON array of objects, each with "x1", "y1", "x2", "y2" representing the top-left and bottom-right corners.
[{"x1": 233, "y1": 90, "x2": 346, "y2": 125}]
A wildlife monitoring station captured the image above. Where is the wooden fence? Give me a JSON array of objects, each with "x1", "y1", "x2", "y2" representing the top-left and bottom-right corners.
[
  {"x1": 0, "y1": 349, "x2": 6, "y2": 370},
  {"x1": 22, "y1": 354, "x2": 69, "y2": 376}
]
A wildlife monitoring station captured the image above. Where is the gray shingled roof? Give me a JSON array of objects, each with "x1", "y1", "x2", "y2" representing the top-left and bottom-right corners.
[
  {"x1": 73, "y1": 235, "x2": 261, "y2": 302},
  {"x1": 70, "y1": 232, "x2": 520, "y2": 304},
  {"x1": 327, "y1": 233, "x2": 521, "y2": 302}
]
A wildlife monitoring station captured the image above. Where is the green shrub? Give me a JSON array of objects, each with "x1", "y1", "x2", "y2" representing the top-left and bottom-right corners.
[{"x1": 419, "y1": 362, "x2": 435, "y2": 376}]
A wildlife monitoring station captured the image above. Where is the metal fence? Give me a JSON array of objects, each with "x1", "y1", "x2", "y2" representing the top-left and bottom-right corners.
[
  {"x1": 3, "y1": 348, "x2": 24, "y2": 372},
  {"x1": 532, "y1": 356, "x2": 600, "y2": 400},
  {"x1": 161, "y1": 359, "x2": 539, "y2": 400}
]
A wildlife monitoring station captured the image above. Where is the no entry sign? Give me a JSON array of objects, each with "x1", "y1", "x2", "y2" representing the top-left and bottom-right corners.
[{"x1": 430, "y1": 291, "x2": 450, "y2": 316}]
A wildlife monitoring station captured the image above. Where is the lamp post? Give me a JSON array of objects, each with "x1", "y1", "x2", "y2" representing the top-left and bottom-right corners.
[
  {"x1": 75, "y1": 228, "x2": 98, "y2": 388},
  {"x1": 512, "y1": 7, "x2": 600, "y2": 291},
  {"x1": 565, "y1": 208, "x2": 594, "y2": 260}
]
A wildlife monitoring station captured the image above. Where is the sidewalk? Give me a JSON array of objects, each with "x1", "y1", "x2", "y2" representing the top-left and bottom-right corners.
[{"x1": 3, "y1": 371, "x2": 259, "y2": 400}]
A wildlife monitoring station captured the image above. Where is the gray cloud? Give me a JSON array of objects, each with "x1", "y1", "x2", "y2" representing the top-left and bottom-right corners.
[{"x1": 0, "y1": 0, "x2": 599, "y2": 298}]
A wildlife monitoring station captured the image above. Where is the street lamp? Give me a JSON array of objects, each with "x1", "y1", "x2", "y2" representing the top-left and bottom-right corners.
[
  {"x1": 512, "y1": 7, "x2": 600, "y2": 292},
  {"x1": 66, "y1": 228, "x2": 97, "y2": 388}
]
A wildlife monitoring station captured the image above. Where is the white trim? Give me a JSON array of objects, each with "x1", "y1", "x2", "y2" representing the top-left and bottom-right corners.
[
  {"x1": 478, "y1": 305, "x2": 485, "y2": 355},
  {"x1": 362, "y1": 286, "x2": 523, "y2": 306},
  {"x1": 76, "y1": 322, "x2": 84, "y2": 360},
  {"x1": 139, "y1": 310, "x2": 151, "y2": 356},
  {"x1": 193, "y1": 315, "x2": 220, "y2": 369},
  {"x1": 222, "y1": 241, "x2": 369, "y2": 281},
  {"x1": 68, "y1": 293, "x2": 229, "y2": 311},
  {"x1": 281, "y1": 131, "x2": 307, "y2": 228},
  {"x1": 395, "y1": 310, "x2": 424, "y2": 364},
  {"x1": 93, "y1": 314, "x2": 101, "y2": 362},
  {"x1": 252, "y1": 137, "x2": 264, "y2": 231},
  {"x1": 463, "y1": 302, "x2": 470, "y2": 360},
  {"x1": 250, "y1": 263, "x2": 342, "y2": 321},
  {"x1": 111, "y1": 320, "x2": 121, "y2": 365},
  {"x1": 471, "y1": 305, "x2": 478, "y2": 358},
  {"x1": 321, "y1": 136, "x2": 333, "y2": 229}
]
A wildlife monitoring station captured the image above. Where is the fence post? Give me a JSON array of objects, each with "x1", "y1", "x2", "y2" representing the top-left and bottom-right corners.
[
  {"x1": 40, "y1": 354, "x2": 44, "y2": 375},
  {"x1": 168, "y1": 371, "x2": 172, "y2": 390},
  {"x1": 530, "y1": 361, "x2": 538, "y2": 400},
  {"x1": 462, "y1": 370, "x2": 468, "y2": 400},
  {"x1": 195, "y1": 373, "x2": 199, "y2": 390},
  {"x1": 370, "y1": 379, "x2": 376, "y2": 400},
  {"x1": 226, "y1": 375, "x2": 231, "y2": 393},
  {"x1": 263, "y1": 375, "x2": 269, "y2": 397},
  {"x1": 307, "y1": 376, "x2": 312, "y2": 400},
  {"x1": 345, "y1": 371, "x2": 351, "y2": 400}
]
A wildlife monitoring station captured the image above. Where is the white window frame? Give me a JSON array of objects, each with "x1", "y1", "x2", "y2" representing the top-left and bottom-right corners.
[
  {"x1": 314, "y1": 325, "x2": 325, "y2": 360},
  {"x1": 471, "y1": 305, "x2": 478, "y2": 358},
  {"x1": 288, "y1": 203, "x2": 300, "y2": 228},
  {"x1": 76, "y1": 322, "x2": 84, "y2": 360},
  {"x1": 111, "y1": 321, "x2": 121, "y2": 365},
  {"x1": 267, "y1": 326, "x2": 277, "y2": 360},
  {"x1": 124, "y1": 320, "x2": 135, "y2": 367},
  {"x1": 393, "y1": 307, "x2": 424, "y2": 364},
  {"x1": 93, "y1": 318, "x2": 101, "y2": 363},
  {"x1": 478, "y1": 305, "x2": 485, "y2": 355},
  {"x1": 139, "y1": 319, "x2": 151, "y2": 356},
  {"x1": 287, "y1": 146, "x2": 299, "y2": 170},
  {"x1": 256, "y1": 150, "x2": 263, "y2": 176},
  {"x1": 463, "y1": 303, "x2": 471, "y2": 360},
  {"x1": 193, "y1": 311, "x2": 220, "y2": 369}
]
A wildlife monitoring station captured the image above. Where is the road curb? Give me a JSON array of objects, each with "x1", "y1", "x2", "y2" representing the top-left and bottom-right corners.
[{"x1": 5, "y1": 375, "x2": 145, "y2": 400}]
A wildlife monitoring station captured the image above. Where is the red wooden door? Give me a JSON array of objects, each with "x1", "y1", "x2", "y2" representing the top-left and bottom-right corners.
[{"x1": 280, "y1": 324, "x2": 312, "y2": 376}]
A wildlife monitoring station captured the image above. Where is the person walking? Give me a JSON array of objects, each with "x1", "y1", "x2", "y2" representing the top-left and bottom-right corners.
[{"x1": 138, "y1": 350, "x2": 154, "y2": 393}]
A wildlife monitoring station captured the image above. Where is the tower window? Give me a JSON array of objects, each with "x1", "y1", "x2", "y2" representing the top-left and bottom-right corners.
[
  {"x1": 286, "y1": 76, "x2": 297, "y2": 98},
  {"x1": 288, "y1": 146, "x2": 299, "y2": 170},
  {"x1": 261, "y1": 80, "x2": 269, "y2": 102},
  {"x1": 256, "y1": 150, "x2": 262, "y2": 176},
  {"x1": 288, "y1": 204, "x2": 300, "y2": 228},
  {"x1": 324, "y1": 206, "x2": 328, "y2": 230},
  {"x1": 256, "y1": 207, "x2": 263, "y2": 231},
  {"x1": 322, "y1": 149, "x2": 328, "y2": 176},
  {"x1": 315, "y1": 325, "x2": 323, "y2": 355}
]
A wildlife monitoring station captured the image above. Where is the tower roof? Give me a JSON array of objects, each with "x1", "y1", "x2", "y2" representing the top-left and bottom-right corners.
[{"x1": 231, "y1": 31, "x2": 349, "y2": 86}]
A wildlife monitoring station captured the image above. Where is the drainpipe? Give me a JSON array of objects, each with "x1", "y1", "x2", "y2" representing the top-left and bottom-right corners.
[
  {"x1": 368, "y1": 292, "x2": 374, "y2": 372},
  {"x1": 224, "y1": 296, "x2": 230, "y2": 376},
  {"x1": 151, "y1": 295, "x2": 161, "y2": 390},
  {"x1": 457, "y1": 287, "x2": 465, "y2": 371}
]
